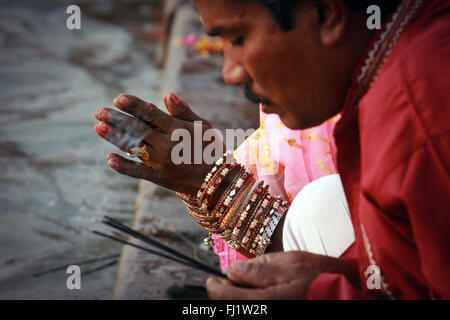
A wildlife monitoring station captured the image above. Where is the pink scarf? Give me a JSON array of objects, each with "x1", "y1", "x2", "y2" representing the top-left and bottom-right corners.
[{"x1": 213, "y1": 107, "x2": 340, "y2": 270}]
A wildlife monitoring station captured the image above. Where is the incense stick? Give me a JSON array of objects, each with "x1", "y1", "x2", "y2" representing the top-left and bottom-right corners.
[
  {"x1": 101, "y1": 216, "x2": 223, "y2": 276},
  {"x1": 32, "y1": 253, "x2": 120, "y2": 277},
  {"x1": 82, "y1": 260, "x2": 118, "y2": 276},
  {"x1": 93, "y1": 230, "x2": 225, "y2": 278},
  {"x1": 92, "y1": 231, "x2": 196, "y2": 267}
]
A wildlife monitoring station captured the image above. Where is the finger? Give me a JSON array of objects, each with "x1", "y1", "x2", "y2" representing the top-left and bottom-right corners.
[
  {"x1": 222, "y1": 252, "x2": 305, "y2": 273},
  {"x1": 106, "y1": 153, "x2": 159, "y2": 181},
  {"x1": 206, "y1": 277, "x2": 275, "y2": 300},
  {"x1": 248, "y1": 269, "x2": 321, "y2": 300},
  {"x1": 253, "y1": 251, "x2": 350, "y2": 276},
  {"x1": 248, "y1": 251, "x2": 301, "y2": 264},
  {"x1": 113, "y1": 94, "x2": 182, "y2": 134},
  {"x1": 95, "y1": 108, "x2": 153, "y2": 140},
  {"x1": 95, "y1": 107, "x2": 112, "y2": 121},
  {"x1": 95, "y1": 108, "x2": 167, "y2": 147},
  {"x1": 208, "y1": 277, "x2": 312, "y2": 300},
  {"x1": 163, "y1": 92, "x2": 204, "y2": 122},
  {"x1": 248, "y1": 250, "x2": 344, "y2": 271},
  {"x1": 95, "y1": 121, "x2": 142, "y2": 153},
  {"x1": 225, "y1": 260, "x2": 310, "y2": 288}
]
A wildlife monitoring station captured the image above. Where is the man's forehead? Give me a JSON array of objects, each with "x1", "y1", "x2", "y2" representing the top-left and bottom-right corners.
[{"x1": 194, "y1": 0, "x2": 254, "y2": 31}]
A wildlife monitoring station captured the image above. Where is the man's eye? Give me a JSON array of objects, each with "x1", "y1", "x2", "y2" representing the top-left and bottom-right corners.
[{"x1": 231, "y1": 36, "x2": 244, "y2": 47}]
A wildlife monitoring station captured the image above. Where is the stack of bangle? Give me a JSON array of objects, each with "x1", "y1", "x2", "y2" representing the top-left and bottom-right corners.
[
  {"x1": 176, "y1": 151, "x2": 289, "y2": 256},
  {"x1": 177, "y1": 151, "x2": 253, "y2": 232}
]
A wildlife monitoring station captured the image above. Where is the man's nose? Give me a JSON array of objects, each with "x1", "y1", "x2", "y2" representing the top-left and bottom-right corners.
[{"x1": 222, "y1": 58, "x2": 251, "y2": 85}]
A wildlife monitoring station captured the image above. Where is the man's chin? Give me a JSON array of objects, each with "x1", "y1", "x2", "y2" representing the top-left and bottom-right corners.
[
  {"x1": 261, "y1": 103, "x2": 321, "y2": 130},
  {"x1": 283, "y1": 114, "x2": 333, "y2": 130},
  {"x1": 279, "y1": 116, "x2": 300, "y2": 129},
  {"x1": 261, "y1": 104, "x2": 297, "y2": 129},
  {"x1": 261, "y1": 103, "x2": 278, "y2": 115},
  {"x1": 278, "y1": 113, "x2": 312, "y2": 130}
]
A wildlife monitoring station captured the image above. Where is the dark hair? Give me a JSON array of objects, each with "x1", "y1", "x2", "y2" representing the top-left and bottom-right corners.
[
  {"x1": 251, "y1": 0, "x2": 296, "y2": 30},
  {"x1": 251, "y1": 0, "x2": 401, "y2": 31}
]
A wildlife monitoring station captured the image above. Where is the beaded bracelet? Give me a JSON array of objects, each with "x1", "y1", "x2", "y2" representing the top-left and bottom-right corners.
[
  {"x1": 202, "y1": 168, "x2": 243, "y2": 233},
  {"x1": 211, "y1": 166, "x2": 252, "y2": 221},
  {"x1": 254, "y1": 211, "x2": 284, "y2": 255},
  {"x1": 177, "y1": 152, "x2": 244, "y2": 245},
  {"x1": 200, "y1": 163, "x2": 238, "y2": 212},
  {"x1": 197, "y1": 151, "x2": 234, "y2": 205},
  {"x1": 236, "y1": 185, "x2": 270, "y2": 249},
  {"x1": 176, "y1": 192, "x2": 198, "y2": 207},
  {"x1": 177, "y1": 152, "x2": 289, "y2": 256},
  {"x1": 177, "y1": 193, "x2": 222, "y2": 232},
  {"x1": 226, "y1": 185, "x2": 263, "y2": 244},
  {"x1": 247, "y1": 199, "x2": 278, "y2": 253},
  {"x1": 219, "y1": 179, "x2": 255, "y2": 234},
  {"x1": 198, "y1": 170, "x2": 251, "y2": 241},
  {"x1": 219, "y1": 180, "x2": 262, "y2": 235},
  {"x1": 205, "y1": 165, "x2": 254, "y2": 234},
  {"x1": 243, "y1": 195, "x2": 275, "y2": 250},
  {"x1": 228, "y1": 184, "x2": 269, "y2": 249},
  {"x1": 252, "y1": 198, "x2": 289, "y2": 255},
  {"x1": 235, "y1": 184, "x2": 265, "y2": 232}
]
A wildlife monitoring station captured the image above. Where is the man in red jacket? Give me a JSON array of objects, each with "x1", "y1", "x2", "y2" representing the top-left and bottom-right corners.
[
  {"x1": 199, "y1": 0, "x2": 450, "y2": 299},
  {"x1": 94, "y1": 0, "x2": 449, "y2": 299}
]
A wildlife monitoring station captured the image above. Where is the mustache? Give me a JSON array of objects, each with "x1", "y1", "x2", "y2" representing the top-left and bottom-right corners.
[{"x1": 244, "y1": 84, "x2": 273, "y2": 106}]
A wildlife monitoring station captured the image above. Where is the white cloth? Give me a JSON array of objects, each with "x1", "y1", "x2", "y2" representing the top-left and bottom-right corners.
[{"x1": 282, "y1": 174, "x2": 355, "y2": 258}]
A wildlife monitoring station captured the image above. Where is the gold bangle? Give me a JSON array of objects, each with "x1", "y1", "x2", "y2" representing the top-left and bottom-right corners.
[{"x1": 220, "y1": 178, "x2": 255, "y2": 232}]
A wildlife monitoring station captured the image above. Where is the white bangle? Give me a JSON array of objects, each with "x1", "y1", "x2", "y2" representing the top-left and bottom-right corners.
[{"x1": 254, "y1": 208, "x2": 284, "y2": 256}]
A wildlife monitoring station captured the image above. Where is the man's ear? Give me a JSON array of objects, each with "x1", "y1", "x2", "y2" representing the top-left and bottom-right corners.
[{"x1": 317, "y1": 0, "x2": 348, "y2": 47}]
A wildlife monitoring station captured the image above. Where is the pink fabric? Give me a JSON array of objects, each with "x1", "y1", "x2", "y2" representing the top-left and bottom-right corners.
[{"x1": 213, "y1": 107, "x2": 340, "y2": 270}]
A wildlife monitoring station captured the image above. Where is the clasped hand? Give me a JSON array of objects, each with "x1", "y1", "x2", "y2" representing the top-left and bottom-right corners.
[
  {"x1": 94, "y1": 93, "x2": 224, "y2": 195},
  {"x1": 207, "y1": 251, "x2": 352, "y2": 300}
]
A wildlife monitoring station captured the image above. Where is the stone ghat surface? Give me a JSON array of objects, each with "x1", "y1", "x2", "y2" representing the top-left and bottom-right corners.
[{"x1": 0, "y1": 0, "x2": 164, "y2": 299}]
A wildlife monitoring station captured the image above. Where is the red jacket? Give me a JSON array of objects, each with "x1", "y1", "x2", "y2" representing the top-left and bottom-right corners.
[{"x1": 307, "y1": 0, "x2": 450, "y2": 299}]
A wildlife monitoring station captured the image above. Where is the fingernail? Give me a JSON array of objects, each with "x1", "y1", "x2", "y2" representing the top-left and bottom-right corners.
[
  {"x1": 99, "y1": 122, "x2": 110, "y2": 133},
  {"x1": 119, "y1": 96, "x2": 129, "y2": 106},
  {"x1": 170, "y1": 93, "x2": 180, "y2": 104},
  {"x1": 101, "y1": 109, "x2": 111, "y2": 120},
  {"x1": 108, "y1": 159, "x2": 119, "y2": 169},
  {"x1": 232, "y1": 260, "x2": 248, "y2": 273},
  {"x1": 224, "y1": 266, "x2": 231, "y2": 274}
]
